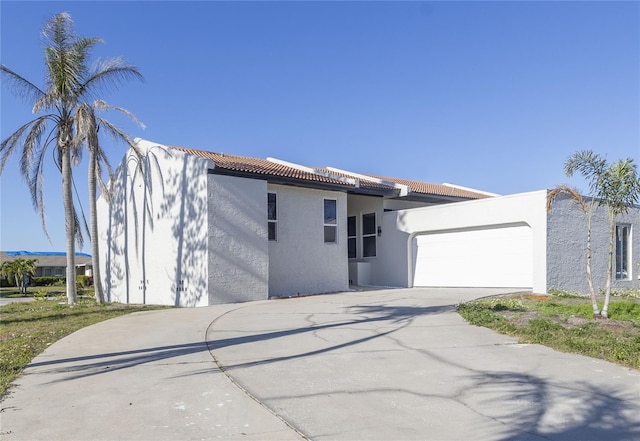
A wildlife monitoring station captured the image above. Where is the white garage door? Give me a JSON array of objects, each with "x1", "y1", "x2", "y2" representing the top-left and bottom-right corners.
[{"x1": 413, "y1": 225, "x2": 533, "y2": 288}]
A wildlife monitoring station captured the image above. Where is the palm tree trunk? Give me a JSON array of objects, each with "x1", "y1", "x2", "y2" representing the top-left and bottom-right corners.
[
  {"x1": 89, "y1": 147, "x2": 105, "y2": 304},
  {"x1": 62, "y1": 145, "x2": 77, "y2": 304},
  {"x1": 585, "y1": 209, "x2": 599, "y2": 316},
  {"x1": 602, "y1": 210, "x2": 615, "y2": 318}
]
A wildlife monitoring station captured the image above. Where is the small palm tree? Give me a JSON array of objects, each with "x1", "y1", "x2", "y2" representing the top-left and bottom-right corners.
[
  {"x1": 598, "y1": 159, "x2": 640, "y2": 318},
  {"x1": 564, "y1": 150, "x2": 640, "y2": 318},
  {"x1": 1, "y1": 13, "x2": 143, "y2": 304},
  {"x1": 547, "y1": 185, "x2": 599, "y2": 316},
  {"x1": 0, "y1": 258, "x2": 37, "y2": 294}
]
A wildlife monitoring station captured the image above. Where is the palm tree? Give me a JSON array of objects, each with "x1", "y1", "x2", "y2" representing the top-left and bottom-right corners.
[
  {"x1": 1, "y1": 12, "x2": 143, "y2": 304},
  {"x1": 76, "y1": 101, "x2": 144, "y2": 304},
  {"x1": 563, "y1": 151, "x2": 608, "y2": 316},
  {"x1": 565, "y1": 150, "x2": 640, "y2": 318},
  {"x1": 546, "y1": 185, "x2": 599, "y2": 316},
  {"x1": 0, "y1": 258, "x2": 37, "y2": 294},
  {"x1": 598, "y1": 159, "x2": 640, "y2": 318}
]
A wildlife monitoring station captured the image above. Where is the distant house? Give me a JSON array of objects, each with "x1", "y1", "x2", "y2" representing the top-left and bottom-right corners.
[
  {"x1": 97, "y1": 138, "x2": 639, "y2": 307},
  {"x1": 0, "y1": 251, "x2": 93, "y2": 278}
]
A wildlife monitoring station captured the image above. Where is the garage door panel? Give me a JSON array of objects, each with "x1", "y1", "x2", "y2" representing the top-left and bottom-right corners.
[{"x1": 413, "y1": 225, "x2": 532, "y2": 288}]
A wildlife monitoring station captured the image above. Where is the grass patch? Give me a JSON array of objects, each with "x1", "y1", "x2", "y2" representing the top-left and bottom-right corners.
[
  {"x1": 458, "y1": 293, "x2": 640, "y2": 370},
  {"x1": 0, "y1": 299, "x2": 171, "y2": 398},
  {"x1": 0, "y1": 286, "x2": 94, "y2": 299}
]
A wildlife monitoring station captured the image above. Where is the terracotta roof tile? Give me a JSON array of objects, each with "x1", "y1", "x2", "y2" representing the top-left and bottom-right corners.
[
  {"x1": 170, "y1": 147, "x2": 355, "y2": 187},
  {"x1": 169, "y1": 146, "x2": 490, "y2": 200},
  {"x1": 367, "y1": 175, "x2": 492, "y2": 199}
]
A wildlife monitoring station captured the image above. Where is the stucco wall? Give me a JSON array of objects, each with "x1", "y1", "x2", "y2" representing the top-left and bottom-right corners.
[
  {"x1": 208, "y1": 174, "x2": 269, "y2": 304},
  {"x1": 377, "y1": 190, "x2": 549, "y2": 292},
  {"x1": 268, "y1": 184, "x2": 349, "y2": 297},
  {"x1": 547, "y1": 195, "x2": 640, "y2": 293},
  {"x1": 99, "y1": 139, "x2": 210, "y2": 306}
]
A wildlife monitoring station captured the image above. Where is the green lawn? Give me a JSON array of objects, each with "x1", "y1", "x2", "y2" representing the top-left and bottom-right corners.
[
  {"x1": 0, "y1": 299, "x2": 172, "y2": 398},
  {"x1": 458, "y1": 293, "x2": 640, "y2": 370}
]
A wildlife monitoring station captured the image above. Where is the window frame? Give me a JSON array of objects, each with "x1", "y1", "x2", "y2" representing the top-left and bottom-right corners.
[
  {"x1": 323, "y1": 198, "x2": 337, "y2": 244},
  {"x1": 362, "y1": 212, "x2": 376, "y2": 257},
  {"x1": 267, "y1": 192, "x2": 277, "y2": 241},
  {"x1": 615, "y1": 224, "x2": 631, "y2": 280},
  {"x1": 347, "y1": 215, "x2": 357, "y2": 258}
]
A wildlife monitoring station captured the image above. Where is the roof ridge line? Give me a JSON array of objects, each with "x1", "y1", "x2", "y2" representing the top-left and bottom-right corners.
[
  {"x1": 326, "y1": 167, "x2": 409, "y2": 196},
  {"x1": 267, "y1": 158, "x2": 359, "y2": 187},
  {"x1": 441, "y1": 183, "x2": 500, "y2": 197}
]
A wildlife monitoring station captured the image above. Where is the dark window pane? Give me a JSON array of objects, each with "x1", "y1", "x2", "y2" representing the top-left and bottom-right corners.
[
  {"x1": 362, "y1": 213, "x2": 376, "y2": 235},
  {"x1": 363, "y1": 236, "x2": 376, "y2": 257},
  {"x1": 324, "y1": 200, "x2": 336, "y2": 224},
  {"x1": 268, "y1": 193, "x2": 277, "y2": 220},
  {"x1": 324, "y1": 225, "x2": 336, "y2": 243},
  {"x1": 616, "y1": 225, "x2": 629, "y2": 279},
  {"x1": 348, "y1": 238, "x2": 356, "y2": 258},
  {"x1": 347, "y1": 216, "x2": 356, "y2": 237},
  {"x1": 268, "y1": 222, "x2": 277, "y2": 241}
]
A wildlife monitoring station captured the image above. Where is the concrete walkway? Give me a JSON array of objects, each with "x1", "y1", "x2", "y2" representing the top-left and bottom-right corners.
[{"x1": 1, "y1": 288, "x2": 639, "y2": 440}]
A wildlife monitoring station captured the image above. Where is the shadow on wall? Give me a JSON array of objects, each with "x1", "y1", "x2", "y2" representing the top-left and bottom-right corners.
[
  {"x1": 103, "y1": 155, "x2": 132, "y2": 304},
  {"x1": 104, "y1": 146, "x2": 209, "y2": 306},
  {"x1": 158, "y1": 149, "x2": 208, "y2": 307}
]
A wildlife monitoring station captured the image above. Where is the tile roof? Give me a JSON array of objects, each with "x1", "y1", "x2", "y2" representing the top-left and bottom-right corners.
[
  {"x1": 171, "y1": 147, "x2": 355, "y2": 187},
  {"x1": 169, "y1": 145, "x2": 491, "y2": 201},
  {"x1": 366, "y1": 175, "x2": 492, "y2": 199}
]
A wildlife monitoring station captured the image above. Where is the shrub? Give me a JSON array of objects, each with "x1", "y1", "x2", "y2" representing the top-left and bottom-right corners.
[
  {"x1": 548, "y1": 288, "x2": 584, "y2": 298},
  {"x1": 610, "y1": 289, "x2": 640, "y2": 299},
  {"x1": 32, "y1": 276, "x2": 65, "y2": 287},
  {"x1": 33, "y1": 289, "x2": 49, "y2": 301},
  {"x1": 76, "y1": 275, "x2": 90, "y2": 288}
]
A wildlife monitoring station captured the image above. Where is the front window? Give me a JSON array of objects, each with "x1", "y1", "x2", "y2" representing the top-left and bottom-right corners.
[
  {"x1": 362, "y1": 213, "x2": 376, "y2": 257},
  {"x1": 324, "y1": 199, "x2": 337, "y2": 243},
  {"x1": 616, "y1": 224, "x2": 631, "y2": 280},
  {"x1": 267, "y1": 193, "x2": 277, "y2": 241}
]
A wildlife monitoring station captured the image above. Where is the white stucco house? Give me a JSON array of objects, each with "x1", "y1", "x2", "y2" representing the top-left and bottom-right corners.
[{"x1": 97, "y1": 138, "x2": 639, "y2": 306}]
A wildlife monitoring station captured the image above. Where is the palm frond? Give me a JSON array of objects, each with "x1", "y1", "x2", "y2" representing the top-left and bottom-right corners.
[
  {"x1": 563, "y1": 150, "x2": 607, "y2": 197},
  {"x1": 94, "y1": 99, "x2": 146, "y2": 129},
  {"x1": 546, "y1": 185, "x2": 587, "y2": 213},
  {"x1": 1, "y1": 116, "x2": 51, "y2": 175},
  {"x1": 0, "y1": 65, "x2": 46, "y2": 104},
  {"x1": 80, "y1": 60, "x2": 144, "y2": 99}
]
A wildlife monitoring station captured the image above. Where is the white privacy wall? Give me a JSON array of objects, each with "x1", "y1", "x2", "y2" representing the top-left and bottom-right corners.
[
  {"x1": 98, "y1": 139, "x2": 210, "y2": 306},
  {"x1": 376, "y1": 190, "x2": 549, "y2": 292},
  {"x1": 267, "y1": 184, "x2": 349, "y2": 297},
  {"x1": 207, "y1": 174, "x2": 269, "y2": 304},
  {"x1": 547, "y1": 195, "x2": 640, "y2": 292}
]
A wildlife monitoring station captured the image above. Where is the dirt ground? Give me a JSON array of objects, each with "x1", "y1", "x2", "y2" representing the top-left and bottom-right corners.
[{"x1": 496, "y1": 293, "x2": 640, "y2": 337}]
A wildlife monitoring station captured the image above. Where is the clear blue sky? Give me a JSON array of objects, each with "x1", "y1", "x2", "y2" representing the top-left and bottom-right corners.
[{"x1": 1, "y1": 1, "x2": 639, "y2": 252}]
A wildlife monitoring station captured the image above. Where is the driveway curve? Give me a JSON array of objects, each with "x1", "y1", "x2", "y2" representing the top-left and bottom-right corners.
[
  {"x1": 1, "y1": 288, "x2": 639, "y2": 441},
  {"x1": 206, "y1": 288, "x2": 640, "y2": 441}
]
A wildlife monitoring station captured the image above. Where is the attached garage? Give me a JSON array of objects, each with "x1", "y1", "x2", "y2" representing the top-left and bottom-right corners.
[{"x1": 412, "y1": 223, "x2": 533, "y2": 288}]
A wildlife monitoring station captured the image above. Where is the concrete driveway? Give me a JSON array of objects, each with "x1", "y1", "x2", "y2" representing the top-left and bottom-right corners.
[
  {"x1": 0, "y1": 297, "x2": 33, "y2": 306},
  {"x1": 1, "y1": 288, "x2": 639, "y2": 440}
]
